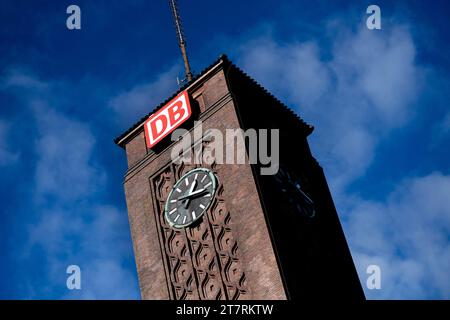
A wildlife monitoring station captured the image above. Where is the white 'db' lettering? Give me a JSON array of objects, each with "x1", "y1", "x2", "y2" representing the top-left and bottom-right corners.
[{"x1": 144, "y1": 91, "x2": 192, "y2": 148}]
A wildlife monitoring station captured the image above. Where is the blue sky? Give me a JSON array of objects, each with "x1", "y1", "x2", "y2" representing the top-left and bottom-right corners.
[{"x1": 0, "y1": 0, "x2": 449, "y2": 299}]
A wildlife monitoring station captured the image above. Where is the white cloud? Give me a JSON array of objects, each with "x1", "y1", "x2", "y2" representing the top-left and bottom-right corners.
[
  {"x1": 28, "y1": 204, "x2": 140, "y2": 299},
  {"x1": 0, "y1": 120, "x2": 19, "y2": 166},
  {"x1": 33, "y1": 104, "x2": 106, "y2": 202},
  {"x1": 2, "y1": 71, "x2": 105, "y2": 204},
  {"x1": 24, "y1": 105, "x2": 140, "y2": 298},
  {"x1": 237, "y1": 25, "x2": 422, "y2": 194},
  {"x1": 239, "y1": 39, "x2": 331, "y2": 109},
  {"x1": 332, "y1": 27, "x2": 419, "y2": 126},
  {"x1": 65, "y1": 259, "x2": 139, "y2": 300},
  {"x1": 109, "y1": 64, "x2": 181, "y2": 128},
  {"x1": 2, "y1": 69, "x2": 48, "y2": 91},
  {"x1": 347, "y1": 173, "x2": 450, "y2": 299},
  {"x1": 4, "y1": 70, "x2": 140, "y2": 299}
]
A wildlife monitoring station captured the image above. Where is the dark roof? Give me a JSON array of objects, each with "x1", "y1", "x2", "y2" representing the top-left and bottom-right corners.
[
  {"x1": 226, "y1": 60, "x2": 314, "y2": 136},
  {"x1": 114, "y1": 54, "x2": 313, "y2": 146}
]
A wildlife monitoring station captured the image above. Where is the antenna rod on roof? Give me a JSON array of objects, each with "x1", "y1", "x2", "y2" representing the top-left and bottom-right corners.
[{"x1": 169, "y1": 0, "x2": 193, "y2": 83}]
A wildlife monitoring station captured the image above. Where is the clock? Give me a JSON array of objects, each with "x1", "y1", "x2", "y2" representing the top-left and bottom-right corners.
[
  {"x1": 164, "y1": 168, "x2": 217, "y2": 228},
  {"x1": 274, "y1": 165, "x2": 315, "y2": 218}
]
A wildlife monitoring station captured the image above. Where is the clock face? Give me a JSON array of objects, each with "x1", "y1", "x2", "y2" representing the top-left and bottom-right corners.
[
  {"x1": 274, "y1": 166, "x2": 315, "y2": 218},
  {"x1": 164, "y1": 168, "x2": 217, "y2": 228}
]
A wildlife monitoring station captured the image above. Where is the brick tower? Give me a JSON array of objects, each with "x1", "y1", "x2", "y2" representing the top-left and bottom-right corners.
[{"x1": 115, "y1": 55, "x2": 365, "y2": 300}]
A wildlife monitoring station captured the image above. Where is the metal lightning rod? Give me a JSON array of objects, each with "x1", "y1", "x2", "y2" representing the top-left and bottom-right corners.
[{"x1": 169, "y1": 0, "x2": 193, "y2": 83}]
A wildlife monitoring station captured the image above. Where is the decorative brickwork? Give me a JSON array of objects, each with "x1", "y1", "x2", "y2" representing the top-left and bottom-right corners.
[{"x1": 152, "y1": 161, "x2": 248, "y2": 300}]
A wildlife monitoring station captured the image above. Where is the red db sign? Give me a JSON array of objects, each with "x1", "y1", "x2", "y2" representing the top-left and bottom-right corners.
[{"x1": 144, "y1": 91, "x2": 192, "y2": 148}]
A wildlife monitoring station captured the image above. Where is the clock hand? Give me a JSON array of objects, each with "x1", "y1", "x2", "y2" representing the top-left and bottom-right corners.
[
  {"x1": 182, "y1": 188, "x2": 209, "y2": 209},
  {"x1": 183, "y1": 179, "x2": 198, "y2": 209},
  {"x1": 188, "y1": 179, "x2": 197, "y2": 194},
  {"x1": 188, "y1": 187, "x2": 206, "y2": 197},
  {"x1": 181, "y1": 190, "x2": 207, "y2": 211},
  {"x1": 188, "y1": 188, "x2": 208, "y2": 199},
  {"x1": 177, "y1": 187, "x2": 206, "y2": 201}
]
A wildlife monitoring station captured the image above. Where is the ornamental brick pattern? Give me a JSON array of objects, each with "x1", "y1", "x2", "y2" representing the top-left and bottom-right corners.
[{"x1": 151, "y1": 161, "x2": 248, "y2": 300}]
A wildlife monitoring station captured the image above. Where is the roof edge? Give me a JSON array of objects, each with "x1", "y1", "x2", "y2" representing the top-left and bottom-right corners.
[{"x1": 114, "y1": 54, "x2": 313, "y2": 148}]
